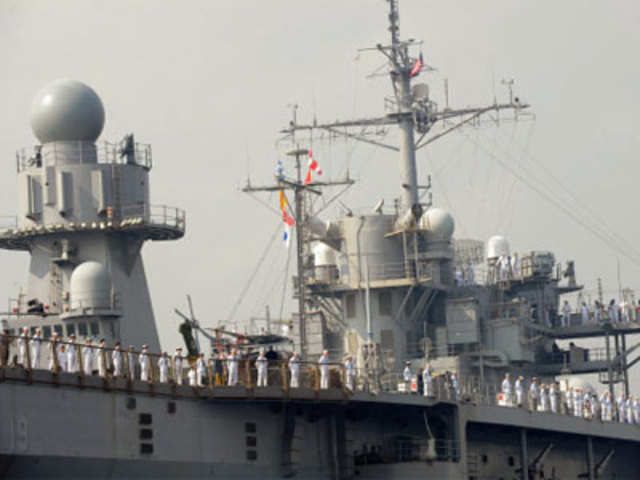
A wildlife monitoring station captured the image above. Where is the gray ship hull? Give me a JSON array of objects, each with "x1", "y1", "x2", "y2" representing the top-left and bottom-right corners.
[{"x1": 0, "y1": 369, "x2": 639, "y2": 479}]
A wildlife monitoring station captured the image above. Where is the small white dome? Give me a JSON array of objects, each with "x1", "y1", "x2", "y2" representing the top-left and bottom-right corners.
[
  {"x1": 420, "y1": 208, "x2": 455, "y2": 239},
  {"x1": 70, "y1": 261, "x2": 112, "y2": 310},
  {"x1": 31, "y1": 79, "x2": 105, "y2": 144},
  {"x1": 487, "y1": 235, "x2": 510, "y2": 259},
  {"x1": 313, "y1": 243, "x2": 336, "y2": 267}
]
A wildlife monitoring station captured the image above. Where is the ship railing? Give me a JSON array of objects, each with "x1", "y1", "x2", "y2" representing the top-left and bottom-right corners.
[
  {"x1": 16, "y1": 141, "x2": 152, "y2": 173},
  {"x1": 341, "y1": 261, "x2": 434, "y2": 284},
  {"x1": 0, "y1": 334, "x2": 355, "y2": 392},
  {"x1": 120, "y1": 203, "x2": 186, "y2": 232},
  {"x1": 391, "y1": 437, "x2": 460, "y2": 463},
  {"x1": 378, "y1": 372, "x2": 461, "y2": 401}
]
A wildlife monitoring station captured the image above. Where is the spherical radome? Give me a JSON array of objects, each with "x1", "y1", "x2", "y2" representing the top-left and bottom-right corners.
[
  {"x1": 70, "y1": 261, "x2": 112, "y2": 310},
  {"x1": 421, "y1": 207, "x2": 455, "y2": 239},
  {"x1": 30, "y1": 79, "x2": 105, "y2": 144},
  {"x1": 487, "y1": 235, "x2": 510, "y2": 259}
]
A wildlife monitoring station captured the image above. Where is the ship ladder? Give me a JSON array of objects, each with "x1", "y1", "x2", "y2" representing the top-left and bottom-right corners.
[{"x1": 466, "y1": 450, "x2": 480, "y2": 479}]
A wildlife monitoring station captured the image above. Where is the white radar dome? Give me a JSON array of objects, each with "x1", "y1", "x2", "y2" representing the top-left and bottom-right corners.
[
  {"x1": 70, "y1": 261, "x2": 112, "y2": 311},
  {"x1": 486, "y1": 235, "x2": 510, "y2": 259},
  {"x1": 420, "y1": 208, "x2": 455, "y2": 239},
  {"x1": 31, "y1": 79, "x2": 105, "y2": 144},
  {"x1": 313, "y1": 243, "x2": 337, "y2": 267}
]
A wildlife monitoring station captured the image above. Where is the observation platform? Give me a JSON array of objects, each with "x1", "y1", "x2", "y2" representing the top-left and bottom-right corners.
[
  {"x1": 0, "y1": 204, "x2": 185, "y2": 251},
  {"x1": 547, "y1": 318, "x2": 640, "y2": 340}
]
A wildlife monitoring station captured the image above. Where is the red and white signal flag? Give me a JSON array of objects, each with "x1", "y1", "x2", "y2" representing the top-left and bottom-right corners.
[{"x1": 304, "y1": 149, "x2": 323, "y2": 185}]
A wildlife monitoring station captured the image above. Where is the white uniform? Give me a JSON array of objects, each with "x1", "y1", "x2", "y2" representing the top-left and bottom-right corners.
[
  {"x1": 344, "y1": 359, "x2": 356, "y2": 391},
  {"x1": 451, "y1": 375, "x2": 459, "y2": 400},
  {"x1": 466, "y1": 263, "x2": 475, "y2": 285},
  {"x1": 502, "y1": 377, "x2": 513, "y2": 402},
  {"x1": 588, "y1": 394, "x2": 598, "y2": 420},
  {"x1": 96, "y1": 345, "x2": 107, "y2": 377},
  {"x1": 566, "y1": 389, "x2": 575, "y2": 415},
  {"x1": 196, "y1": 357, "x2": 206, "y2": 387},
  {"x1": 128, "y1": 351, "x2": 136, "y2": 379},
  {"x1": 422, "y1": 369, "x2": 432, "y2": 397},
  {"x1": 561, "y1": 303, "x2": 571, "y2": 328},
  {"x1": 112, "y1": 350, "x2": 123, "y2": 377},
  {"x1": 625, "y1": 398, "x2": 633, "y2": 424},
  {"x1": 57, "y1": 348, "x2": 67, "y2": 372},
  {"x1": 633, "y1": 398, "x2": 640, "y2": 424},
  {"x1": 67, "y1": 342, "x2": 78, "y2": 373},
  {"x1": 30, "y1": 335, "x2": 41, "y2": 369},
  {"x1": 529, "y1": 383, "x2": 539, "y2": 411},
  {"x1": 188, "y1": 368, "x2": 197, "y2": 386},
  {"x1": 608, "y1": 304, "x2": 619, "y2": 323},
  {"x1": 514, "y1": 379, "x2": 524, "y2": 406},
  {"x1": 540, "y1": 387, "x2": 549, "y2": 412},
  {"x1": 48, "y1": 341, "x2": 59, "y2": 372},
  {"x1": 173, "y1": 352, "x2": 183, "y2": 385},
  {"x1": 511, "y1": 255, "x2": 521, "y2": 280},
  {"x1": 256, "y1": 355, "x2": 268, "y2": 387},
  {"x1": 617, "y1": 395, "x2": 626, "y2": 423},
  {"x1": 18, "y1": 332, "x2": 28, "y2": 367},
  {"x1": 403, "y1": 366, "x2": 412, "y2": 384},
  {"x1": 574, "y1": 391, "x2": 583, "y2": 417},
  {"x1": 158, "y1": 356, "x2": 169, "y2": 383},
  {"x1": 600, "y1": 393, "x2": 612, "y2": 421},
  {"x1": 82, "y1": 345, "x2": 94, "y2": 374},
  {"x1": 319, "y1": 354, "x2": 330, "y2": 390},
  {"x1": 289, "y1": 356, "x2": 300, "y2": 388},
  {"x1": 226, "y1": 354, "x2": 239, "y2": 386},
  {"x1": 581, "y1": 305, "x2": 589, "y2": 325},
  {"x1": 139, "y1": 351, "x2": 150, "y2": 381},
  {"x1": 549, "y1": 384, "x2": 558, "y2": 413}
]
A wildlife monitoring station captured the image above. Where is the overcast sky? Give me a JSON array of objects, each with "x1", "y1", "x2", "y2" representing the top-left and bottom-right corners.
[{"x1": 1, "y1": 0, "x2": 639, "y2": 390}]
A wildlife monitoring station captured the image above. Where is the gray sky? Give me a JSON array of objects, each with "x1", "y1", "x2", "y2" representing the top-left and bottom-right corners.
[{"x1": 1, "y1": 0, "x2": 639, "y2": 389}]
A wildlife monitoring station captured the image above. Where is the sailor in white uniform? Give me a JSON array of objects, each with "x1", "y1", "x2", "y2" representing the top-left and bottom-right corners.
[
  {"x1": 539, "y1": 384, "x2": 549, "y2": 412},
  {"x1": 30, "y1": 328, "x2": 42, "y2": 369},
  {"x1": 173, "y1": 347, "x2": 184, "y2": 385},
  {"x1": 422, "y1": 364, "x2": 432, "y2": 397},
  {"x1": 66, "y1": 335, "x2": 78, "y2": 373},
  {"x1": 18, "y1": 327, "x2": 29, "y2": 367},
  {"x1": 566, "y1": 387, "x2": 575, "y2": 415},
  {"x1": 588, "y1": 392, "x2": 598, "y2": 420},
  {"x1": 226, "y1": 348, "x2": 239, "y2": 386},
  {"x1": 514, "y1": 376, "x2": 524, "y2": 407},
  {"x1": 139, "y1": 345, "x2": 150, "y2": 382},
  {"x1": 561, "y1": 301, "x2": 572, "y2": 328},
  {"x1": 319, "y1": 350, "x2": 330, "y2": 390},
  {"x1": 57, "y1": 345, "x2": 67, "y2": 372},
  {"x1": 600, "y1": 391, "x2": 612, "y2": 421},
  {"x1": 529, "y1": 378, "x2": 540, "y2": 411},
  {"x1": 633, "y1": 397, "x2": 640, "y2": 424},
  {"x1": 112, "y1": 342, "x2": 123, "y2": 377},
  {"x1": 501, "y1": 373, "x2": 513, "y2": 404},
  {"x1": 466, "y1": 261, "x2": 475, "y2": 285},
  {"x1": 580, "y1": 302, "x2": 589, "y2": 325},
  {"x1": 256, "y1": 349, "x2": 268, "y2": 387},
  {"x1": 158, "y1": 352, "x2": 169, "y2": 383},
  {"x1": 96, "y1": 339, "x2": 107, "y2": 377},
  {"x1": 82, "y1": 338, "x2": 94, "y2": 375},
  {"x1": 289, "y1": 352, "x2": 300, "y2": 388},
  {"x1": 127, "y1": 346, "x2": 137, "y2": 380},
  {"x1": 451, "y1": 372, "x2": 459, "y2": 400},
  {"x1": 402, "y1": 361, "x2": 413, "y2": 393},
  {"x1": 196, "y1": 353, "x2": 206, "y2": 387},
  {"x1": 617, "y1": 394, "x2": 626, "y2": 423},
  {"x1": 188, "y1": 366, "x2": 197, "y2": 386},
  {"x1": 549, "y1": 383, "x2": 559, "y2": 413},
  {"x1": 343, "y1": 356, "x2": 356, "y2": 391},
  {"x1": 625, "y1": 396, "x2": 633, "y2": 424},
  {"x1": 573, "y1": 388, "x2": 583, "y2": 417},
  {"x1": 608, "y1": 300, "x2": 619, "y2": 324}
]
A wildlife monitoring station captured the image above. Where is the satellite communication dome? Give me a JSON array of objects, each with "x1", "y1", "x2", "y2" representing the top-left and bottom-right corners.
[
  {"x1": 30, "y1": 79, "x2": 105, "y2": 144},
  {"x1": 420, "y1": 208, "x2": 455, "y2": 239},
  {"x1": 70, "y1": 261, "x2": 112, "y2": 310},
  {"x1": 486, "y1": 235, "x2": 510, "y2": 259}
]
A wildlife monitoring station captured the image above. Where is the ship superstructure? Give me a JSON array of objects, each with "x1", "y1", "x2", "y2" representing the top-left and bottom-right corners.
[{"x1": 0, "y1": 2, "x2": 638, "y2": 480}]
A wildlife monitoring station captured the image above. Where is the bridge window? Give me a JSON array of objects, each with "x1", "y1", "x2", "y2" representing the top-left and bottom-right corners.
[
  {"x1": 66, "y1": 324, "x2": 76, "y2": 337},
  {"x1": 53, "y1": 325, "x2": 63, "y2": 336},
  {"x1": 30, "y1": 327, "x2": 37, "y2": 335},
  {"x1": 42, "y1": 326, "x2": 51, "y2": 339},
  {"x1": 90, "y1": 322, "x2": 99, "y2": 336},
  {"x1": 78, "y1": 322, "x2": 88, "y2": 337}
]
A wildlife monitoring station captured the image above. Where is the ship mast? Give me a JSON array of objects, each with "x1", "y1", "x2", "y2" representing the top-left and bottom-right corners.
[{"x1": 284, "y1": 0, "x2": 529, "y2": 223}]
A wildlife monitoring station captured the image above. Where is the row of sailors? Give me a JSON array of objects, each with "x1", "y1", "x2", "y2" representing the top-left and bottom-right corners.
[
  {"x1": 561, "y1": 299, "x2": 639, "y2": 327},
  {"x1": 494, "y1": 253, "x2": 522, "y2": 282},
  {"x1": 12, "y1": 331, "x2": 352, "y2": 391},
  {"x1": 501, "y1": 374, "x2": 640, "y2": 423}
]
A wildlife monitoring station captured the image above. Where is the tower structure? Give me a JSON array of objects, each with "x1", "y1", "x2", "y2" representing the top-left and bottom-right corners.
[{"x1": 0, "y1": 79, "x2": 185, "y2": 350}]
